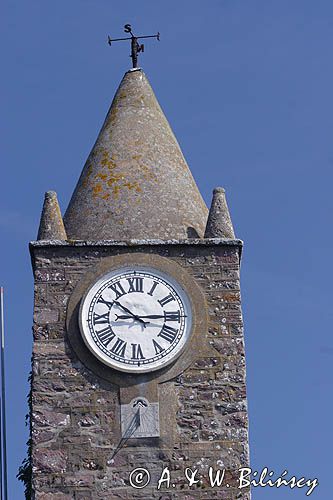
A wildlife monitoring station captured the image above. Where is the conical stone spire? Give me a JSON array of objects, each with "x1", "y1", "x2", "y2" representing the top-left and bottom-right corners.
[
  {"x1": 204, "y1": 187, "x2": 235, "y2": 238},
  {"x1": 64, "y1": 68, "x2": 208, "y2": 240},
  {"x1": 37, "y1": 191, "x2": 67, "y2": 240}
]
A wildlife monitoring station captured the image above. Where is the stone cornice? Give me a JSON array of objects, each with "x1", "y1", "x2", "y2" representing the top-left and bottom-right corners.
[{"x1": 30, "y1": 237, "x2": 243, "y2": 248}]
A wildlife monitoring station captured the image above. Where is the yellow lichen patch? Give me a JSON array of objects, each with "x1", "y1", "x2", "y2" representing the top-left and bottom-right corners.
[
  {"x1": 101, "y1": 151, "x2": 111, "y2": 167},
  {"x1": 106, "y1": 106, "x2": 118, "y2": 128},
  {"x1": 107, "y1": 178, "x2": 118, "y2": 187},
  {"x1": 100, "y1": 151, "x2": 118, "y2": 172},
  {"x1": 108, "y1": 161, "x2": 117, "y2": 170},
  {"x1": 81, "y1": 164, "x2": 93, "y2": 188},
  {"x1": 123, "y1": 181, "x2": 141, "y2": 192},
  {"x1": 91, "y1": 149, "x2": 143, "y2": 199},
  {"x1": 134, "y1": 163, "x2": 158, "y2": 183},
  {"x1": 93, "y1": 183, "x2": 102, "y2": 196},
  {"x1": 112, "y1": 185, "x2": 120, "y2": 198},
  {"x1": 97, "y1": 173, "x2": 108, "y2": 181}
]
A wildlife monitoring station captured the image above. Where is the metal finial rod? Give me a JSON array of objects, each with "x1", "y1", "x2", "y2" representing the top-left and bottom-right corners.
[
  {"x1": 0, "y1": 288, "x2": 8, "y2": 500},
  {"x1": 108, "y1": 24, "x2": 160, "y2": 68}
]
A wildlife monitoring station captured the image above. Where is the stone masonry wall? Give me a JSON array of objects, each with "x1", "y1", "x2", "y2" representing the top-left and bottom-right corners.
[{"x1": 30, "y1": 242, "x2": 250, "y2": 499}]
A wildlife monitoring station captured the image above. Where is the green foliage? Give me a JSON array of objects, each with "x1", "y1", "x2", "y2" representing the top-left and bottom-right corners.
[{"x1": 17, "y1": 366, "x2": 33, "y2": 499}]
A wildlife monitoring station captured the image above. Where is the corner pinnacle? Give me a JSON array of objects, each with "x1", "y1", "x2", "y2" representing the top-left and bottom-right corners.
[
  {"x1": 37, "y1": 191, "x2": 67, "y2": 240},
  {"x1": 204, "y1": 187, "x2": 235, "y2": 239}
]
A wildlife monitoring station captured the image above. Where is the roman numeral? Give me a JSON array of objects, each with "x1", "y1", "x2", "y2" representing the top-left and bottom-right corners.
[
  {"x1": 110, "y1": 338, "x2": 127, "y2": 357},
  {"x1": 97, "y1": 326, "x2": 115, "y2": 347},
  {"x1": 147, "y1": 281, "x2": 158, "y2": 296},
  {"x1": 108, "y1": 281, "x2": 126, "y2": 299},
  {"x1": 97, "y1": 296, "x2": 114, "y2": 308},
  {"x1": 93, "y1": 311, "x2": 110, "y2": 325},
  {"x1": 158, "y1": 324, "x2": 178, "y2": 343},
  {"x1": 158, "y1": 293, "x2": 175, "y2": 307},
  {"x1": 127, "y1": 277, "x2": 144, "y2": 293},
  {"x1": 164, "y1": 310, "x2": 181, "y2": 322},
  {"x1": 152, "y1": 339, "x2": 164, "y2": 355},
  {"x1": 131, "y1": 343, "x2": 145, "y2": 360}
]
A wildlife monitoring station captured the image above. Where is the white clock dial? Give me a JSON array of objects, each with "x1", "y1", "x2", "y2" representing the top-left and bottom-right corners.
[{"x1": 79, "y1": 267, "x2": 192, "y2": 373}]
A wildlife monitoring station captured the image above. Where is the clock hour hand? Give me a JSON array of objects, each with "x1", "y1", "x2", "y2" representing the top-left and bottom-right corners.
[{"x1": 113, "y1": 301, "x2": 150, "y2": 327}]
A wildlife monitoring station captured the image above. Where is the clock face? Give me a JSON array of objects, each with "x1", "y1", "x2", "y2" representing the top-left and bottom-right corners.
[{"x1": 79, "y1": 266, "x2": 192, "y2": 373}]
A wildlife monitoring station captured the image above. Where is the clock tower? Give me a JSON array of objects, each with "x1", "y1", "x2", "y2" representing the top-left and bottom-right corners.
[{"x1": 28, "y1": 67, "x2": 250, "y2": 498}]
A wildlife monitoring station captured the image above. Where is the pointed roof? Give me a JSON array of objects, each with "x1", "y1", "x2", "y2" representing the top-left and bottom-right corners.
[
  {"x1": 204, "y1": 187, "x2": 235, "y2": 238},
  {"x1": 64, "y1": 68, "x2": 208, "y2": 240},
  {"x1": 37, "y1": 191, "x2": 67, "y2": 240}
]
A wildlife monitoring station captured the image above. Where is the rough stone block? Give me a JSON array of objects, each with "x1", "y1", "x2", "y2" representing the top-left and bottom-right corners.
[
  {"x1": 33, "y1": 449, "x2": 67, "y2": 474},
  {"x1": 34, "y1": 309, "x2": 59, "y2": 324},
  {"x1": 35, "y1": 493, "x2": 73, "y2": 500}
]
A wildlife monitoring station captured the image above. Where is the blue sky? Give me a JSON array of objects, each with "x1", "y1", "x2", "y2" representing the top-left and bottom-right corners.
[{"x1": 2, "y1": 1, "x2": 333, "y2": 497}]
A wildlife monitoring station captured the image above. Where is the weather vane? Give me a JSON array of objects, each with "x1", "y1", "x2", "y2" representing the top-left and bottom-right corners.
[{"x1": 108, "y1": 24, "x2": 160, "y2": 68}]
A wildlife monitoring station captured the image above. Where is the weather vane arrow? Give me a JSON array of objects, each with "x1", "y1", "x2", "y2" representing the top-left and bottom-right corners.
[{"x1": 108, "y1": 24, "x2": 160, "y2": 68}]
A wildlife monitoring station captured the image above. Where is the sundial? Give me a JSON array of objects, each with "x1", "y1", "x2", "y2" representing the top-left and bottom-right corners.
[{"x1": 121, "y1": 397, "x2": 160, "y2": 438}]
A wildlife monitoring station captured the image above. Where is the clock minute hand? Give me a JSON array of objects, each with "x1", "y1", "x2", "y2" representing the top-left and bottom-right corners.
[
  {"x1": 113, "y1": 301, "x2": 150, "y2": 327},
  {"x1": 138, "y1": 314, "x2": 187, "y2": 319},
  {"x1": 115, "y1": 314, "x2": 187, "y2": 319}
]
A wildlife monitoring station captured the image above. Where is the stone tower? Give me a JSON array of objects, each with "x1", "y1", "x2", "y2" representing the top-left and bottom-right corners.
[{"x1": 29, "y1": 67, "x2": 250, "y2": 499}]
